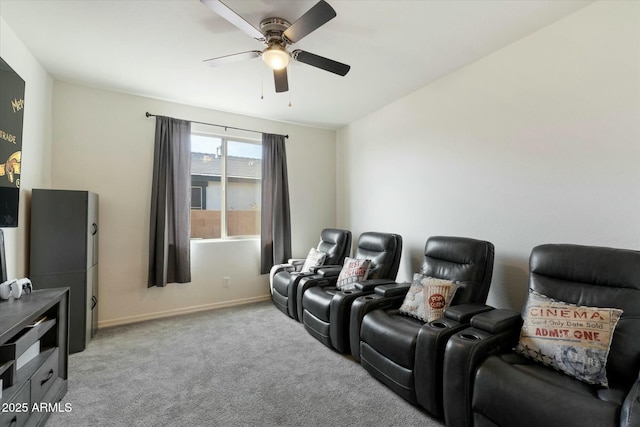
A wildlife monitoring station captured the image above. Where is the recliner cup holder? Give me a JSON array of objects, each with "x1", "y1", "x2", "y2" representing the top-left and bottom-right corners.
[
  {"x1": 343, "y1": 291, "x2": 354, "y2": 294},
  {"x1": 363, "y1": 296, "x2": 375, "y2": 300},
  {"x1": 430, "y1": 321, "x2": 448, "y2": 329},
  {"x1": 460, "y1": 333, "x2": 481, "y2": 341}
]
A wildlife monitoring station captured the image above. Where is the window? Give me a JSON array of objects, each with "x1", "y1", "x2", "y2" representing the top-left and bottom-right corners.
[{"x1": 190, "y1": 133, "x2": 262, "y2": 239}]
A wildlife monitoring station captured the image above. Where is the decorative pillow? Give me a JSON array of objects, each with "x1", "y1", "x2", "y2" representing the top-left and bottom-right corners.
[
  {"x1": 300, "y1": 248, "x2": 326, "y2": 273},
  {"x1": 336, "y1": 257, "x2": 371, "y2": 291},
  {"x1": 514, "y1": 291, "x2": 623, "y2": 387},
  {"x1": 399, "y1": 274, "x2": 458, "y2": 322}
]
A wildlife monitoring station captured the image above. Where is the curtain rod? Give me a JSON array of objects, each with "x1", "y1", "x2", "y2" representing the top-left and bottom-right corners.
[{"x1": 145, "y1": 112, "x2": 288, "y2": 139}]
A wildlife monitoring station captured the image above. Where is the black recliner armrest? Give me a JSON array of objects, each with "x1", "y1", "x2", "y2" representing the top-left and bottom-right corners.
[
  {"x1": 443, "y1": 303, "x2": 493, "y2": 324},
  {"x1": 372, "y1": 282, "x2": 411, "y2": 297},
  {"x1": 412, "y1": 304, "x2": 492, "y2": 417},
  {"x1": 469, "y1": 308, "x2": 522, "y2": 334},
  {"x1": 313, "y1": 265, "x2": 342, "y2": 277},
  {"x1": 288, "y1": 271, "x2": 315, "y2": 279},
  {"x1": 442, "y1": 309, "x2": 522, "y2": 427},
  {"x1": 353, "y1": 278, "x2": 397, "y2": 292}
]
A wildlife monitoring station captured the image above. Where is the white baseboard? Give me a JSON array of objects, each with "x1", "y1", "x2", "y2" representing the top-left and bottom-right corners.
[{"x1": 97, "y1": 295, "x2": 271, "y2": 329}]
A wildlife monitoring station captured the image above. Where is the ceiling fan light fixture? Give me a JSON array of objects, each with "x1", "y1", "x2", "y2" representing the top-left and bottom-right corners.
[
  {"x1": 201, "y1": 0, "x2": 349, "y2": 93},
  {"x1": 262, "y1": 46, "x2": 290, "y2": 70}
]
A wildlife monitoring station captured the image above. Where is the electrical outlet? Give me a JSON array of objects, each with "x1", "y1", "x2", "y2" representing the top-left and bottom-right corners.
[{"x1": 223, "y1": 277, "x2": 231, "y2": 288}]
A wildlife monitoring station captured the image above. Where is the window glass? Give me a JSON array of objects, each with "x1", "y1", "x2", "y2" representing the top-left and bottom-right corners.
[
  {"x1": 226, "y1": 140, "x2": 261, "y2": 237},
  {"x1": 190, "y1": 134, "x2": 261, "y2": 239}
]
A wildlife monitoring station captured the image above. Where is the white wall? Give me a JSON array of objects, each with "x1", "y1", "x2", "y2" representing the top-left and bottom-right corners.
[
  {"x1": 336, "y1": 1, "x2": 640, "y2": 311},
  {"x1": 52, "y1": 82, "x2": 336, "y2": 327},
  {"x1": 0, "y1": 17, "x2": 53, "y2": 278}
]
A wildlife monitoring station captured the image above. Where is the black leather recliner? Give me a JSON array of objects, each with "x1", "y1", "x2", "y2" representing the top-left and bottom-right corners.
[
  {"x1": 354, "y1": 236, "x2": 495, "y2": 417},
  {"x1": 270, "y1": 228, "x2": 351, "y2": 320},
  {"x1": 299, "y1": 232, "x2": 402, "y2": 353},
  {"x1": 443, "y1": 244, "x2": 640, "y2": 427}
]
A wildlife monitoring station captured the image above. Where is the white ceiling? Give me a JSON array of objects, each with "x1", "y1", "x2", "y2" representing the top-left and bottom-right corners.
[{"x1": 0, "y1": 0, "x2": 593, "y2": 129}]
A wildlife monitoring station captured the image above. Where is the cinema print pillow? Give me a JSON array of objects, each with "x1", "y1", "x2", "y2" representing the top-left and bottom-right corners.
[
  {"x1": 515, "y1": 291, "x2": 623, "y2": 387},
  {"x1": 336, "y1": 257, "x2": 371, "y2": 291},
  {"x1": 399, "y1": 275, "x2": 458, "y2": 322}
]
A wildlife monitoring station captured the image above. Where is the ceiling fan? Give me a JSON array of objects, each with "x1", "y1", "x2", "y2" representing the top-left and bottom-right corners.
[{"x1": 200, "y1": 0, "x2": 350, "y2": 93}]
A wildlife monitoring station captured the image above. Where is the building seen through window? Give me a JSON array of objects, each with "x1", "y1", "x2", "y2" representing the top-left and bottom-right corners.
[{"x1": 190, "y1": 133, "x2": 261, "y2": 239}]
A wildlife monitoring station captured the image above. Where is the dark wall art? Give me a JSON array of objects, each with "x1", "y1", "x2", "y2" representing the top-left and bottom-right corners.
[{"x1": 0, "y1": 57, "x2": 25, "y2": 227}]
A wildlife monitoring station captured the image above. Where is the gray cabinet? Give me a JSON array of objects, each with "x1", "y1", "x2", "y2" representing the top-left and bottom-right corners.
[
  {"x1": 0, "y1": 288, "x2": 69, "y2": 427},
  {"x1": 30, "y1": 189, "x2": 98, "y2": 354}
]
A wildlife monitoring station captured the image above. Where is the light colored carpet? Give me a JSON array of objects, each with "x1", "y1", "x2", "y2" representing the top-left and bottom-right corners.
[{"x1": 46, "y1": 301, "x2": 444, "y2": 426}]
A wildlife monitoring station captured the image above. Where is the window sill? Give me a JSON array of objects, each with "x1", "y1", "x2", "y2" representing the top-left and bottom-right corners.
[{"x1": 191, "y1": 237, "x2": 260, "y2": 243}]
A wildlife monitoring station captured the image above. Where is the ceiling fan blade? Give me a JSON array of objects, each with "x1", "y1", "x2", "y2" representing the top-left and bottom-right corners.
[
  {"x1": 200, "y1": 0, "x2": 264, "y2": 40},
  {"x1": 274, "y1": 68, "x2": 289, "y2": 93},
  {"x1": 203, "y1": 51, "x2": 261, "y2": 67},
  {"x1": 292, "y1": 50, "x2": 350, "y2": 76},
  {"x1": 283, "y1": 0, "x2": 336, "y2": 43}
]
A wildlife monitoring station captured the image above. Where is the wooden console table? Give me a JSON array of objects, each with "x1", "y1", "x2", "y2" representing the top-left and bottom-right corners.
[{"x1": 0, "y1": 288, "x2": 69, "y2": 427}]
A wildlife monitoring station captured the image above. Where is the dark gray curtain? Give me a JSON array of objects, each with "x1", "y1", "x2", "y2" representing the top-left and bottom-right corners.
[
  {"x1": 148, "y1": 116, "x2": 192, "y2": 287},
  {"x1": 260, "y1": 133, "x2": 292, "y2": 274}
]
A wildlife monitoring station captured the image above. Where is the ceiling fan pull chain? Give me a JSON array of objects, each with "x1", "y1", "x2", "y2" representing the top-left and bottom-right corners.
[
  {"x1": 288, "y1": 66, "x2": 292, "y2": 107},
  {"x1": 260, "y1": 61, "x2": 264, "y2": 100}
]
